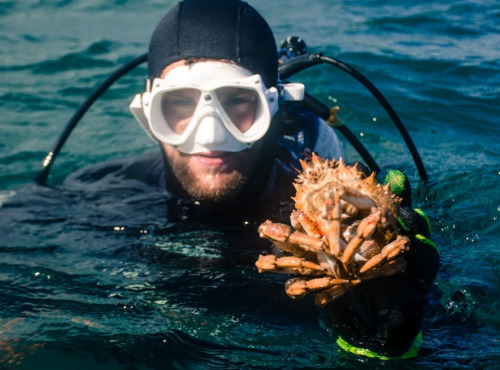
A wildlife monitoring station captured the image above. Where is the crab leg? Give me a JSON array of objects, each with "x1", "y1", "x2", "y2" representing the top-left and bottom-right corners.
[
  {"x1": 255, "y1": 254, "x2": 325, "y2": 275},
  {"x1": 341, "y1": 208, "x2": 381, "y2": 265},
  {"x1": 337, "y1": 185, "x2": 376, "y2": 211},
  {"x1": 358, "y1": 235, "x2": 410, "y2": 274},
  {"x1": 284, "y1": 277, "x2": 355, "y2": 298},
  {"x1": 325, "y1": 190, "x2": 343, "y2": 256},
  {"x1": 290, "y1": 210, "x2": 322, "y2": 238},
  {"x1": 258, "y1": 221, "x2": 325, "y2": 256}
]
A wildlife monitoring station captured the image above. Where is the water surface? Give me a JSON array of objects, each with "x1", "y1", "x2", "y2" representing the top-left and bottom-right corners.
[{"x1": 1, "y1": 0, "x2": 499, "y2": 368}]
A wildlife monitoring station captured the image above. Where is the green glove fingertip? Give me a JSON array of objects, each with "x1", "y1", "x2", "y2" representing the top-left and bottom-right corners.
[{"x1": 384, "y1": 169, "x2": 412, "y2": 207}]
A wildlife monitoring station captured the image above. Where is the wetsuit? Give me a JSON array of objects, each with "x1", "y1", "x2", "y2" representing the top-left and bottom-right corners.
[{"x1": 65, "y1": 108, "x2": 438, "y2": 359}]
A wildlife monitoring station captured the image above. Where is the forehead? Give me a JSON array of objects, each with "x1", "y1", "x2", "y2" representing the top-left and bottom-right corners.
[
  {"x1": 160, "y1": 60, "x2": 188, "y2": 79},
  {"x1": 159, "y1": 60, "x2": 253, "y2": 86}
]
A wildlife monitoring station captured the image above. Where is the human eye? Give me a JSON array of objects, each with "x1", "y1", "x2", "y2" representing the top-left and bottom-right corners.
[
  {"x1": 166, "y1": 90, "x2": 199, "y2": 107},
  {"x1": 218, "y1": 88, "x2": 257, "y2": 111},
  {"x1": 226, "y1": 95, "x2": 255, "y2": 106},
  {"x1": 161, "y1": 89, "x2": 200, "y2": 133}
]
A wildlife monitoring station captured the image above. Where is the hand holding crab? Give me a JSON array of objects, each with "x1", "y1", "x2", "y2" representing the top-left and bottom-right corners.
[{"x1": 255, "y1": 154, "x2": 410, "y2": 307}]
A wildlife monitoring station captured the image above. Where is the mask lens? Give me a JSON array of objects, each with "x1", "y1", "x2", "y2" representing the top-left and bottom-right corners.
[
  {"x1": 161, "y1": 88, "x2": 201, "y2": 134},
  {"x1": 215, "y1": 87, "x2": 258, "y2": 133}
]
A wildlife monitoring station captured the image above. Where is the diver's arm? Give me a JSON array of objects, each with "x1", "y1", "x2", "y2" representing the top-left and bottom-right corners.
[{"x1": 324, "y1": 170, "x2": 440, "y2": 359}]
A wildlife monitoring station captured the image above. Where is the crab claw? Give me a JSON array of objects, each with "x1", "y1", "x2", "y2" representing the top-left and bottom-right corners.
[
  {"x1": 258, "y1": 220, "x2": 325, "y2": 256},
  {"x1": 358, "y1": 258, "x2": 407, "y2": 281},
  {"x1": 313, "y1": 279, "x2": 362, "y2": 307},
  {"x1": 258, "y1": 221, "x2": 292, "y2": 243}
]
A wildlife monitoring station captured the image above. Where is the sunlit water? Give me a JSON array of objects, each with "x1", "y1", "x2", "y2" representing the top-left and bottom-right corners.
[{"x1": 1, "y1": 1, "x2": 499, "y2": 369}]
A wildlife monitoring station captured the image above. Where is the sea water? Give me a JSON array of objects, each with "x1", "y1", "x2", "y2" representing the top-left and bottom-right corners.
[{"x1": 1, "y1": 0, "x2": 499, "y2": 368}]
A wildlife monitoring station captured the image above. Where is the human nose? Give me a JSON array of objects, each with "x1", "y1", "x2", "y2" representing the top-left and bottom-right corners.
[{"x1": 193, "y1": 115, "x2": 228, "y2": 147}]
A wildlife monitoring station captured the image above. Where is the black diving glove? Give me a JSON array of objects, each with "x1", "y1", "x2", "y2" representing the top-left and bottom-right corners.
[{"x1": 383, "y1": 169, "x2": 439, "y2": 285}]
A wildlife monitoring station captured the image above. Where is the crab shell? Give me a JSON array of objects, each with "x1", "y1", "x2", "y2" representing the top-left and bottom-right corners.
[
  {"x1": 293, "y1": 154, "x2": 402, "y2": 248},
  {"x1": 255, "y1": 154, "x2": 410, "y2": 306}
]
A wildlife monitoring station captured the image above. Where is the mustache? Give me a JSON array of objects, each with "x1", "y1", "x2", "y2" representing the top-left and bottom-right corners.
[{"x1": 167, "y1": 150, "x2": 257, "y2": 203}]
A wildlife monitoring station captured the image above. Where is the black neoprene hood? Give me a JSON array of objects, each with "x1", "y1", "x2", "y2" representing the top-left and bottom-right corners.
[{"x1": 148, "y1": 0, "x2": 278, "y2": 87}]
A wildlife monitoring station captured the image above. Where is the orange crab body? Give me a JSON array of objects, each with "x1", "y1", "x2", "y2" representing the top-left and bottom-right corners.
[{"x1": 256, "y1": 154, "x2": 409, "y2": 306}]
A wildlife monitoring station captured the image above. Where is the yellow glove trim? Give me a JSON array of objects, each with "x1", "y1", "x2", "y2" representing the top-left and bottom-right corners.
[
  {"x1": 336, "y1": 331, "x2": 422, "y2": 360},
  {"x1": 414, "y1": 208, "x2": 431, "y2": 232},
  {"x1": 397, "y1": 216, "x2": 411, "y2": 231},
  {"x1": 415, "y1": 233, "x2": 439, "y2": 254}
]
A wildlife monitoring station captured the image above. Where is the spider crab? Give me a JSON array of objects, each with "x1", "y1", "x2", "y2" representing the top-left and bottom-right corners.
[{"x1": 255, "y1": 153, "x2": 410, "y2": 307}]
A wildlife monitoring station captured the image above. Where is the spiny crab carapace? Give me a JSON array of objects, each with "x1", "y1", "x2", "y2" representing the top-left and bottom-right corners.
[{"x1": 255, "y1": 153, "x2": 410, "y2": 307}]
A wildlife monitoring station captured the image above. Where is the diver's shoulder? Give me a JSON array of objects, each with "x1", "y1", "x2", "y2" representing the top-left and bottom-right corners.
[
  {"x1": 64, "y1": 151, "x2": 165, "y2": 189},
  {"x1": 313, "y1": 118, "x2": 344, "y2": 160}
]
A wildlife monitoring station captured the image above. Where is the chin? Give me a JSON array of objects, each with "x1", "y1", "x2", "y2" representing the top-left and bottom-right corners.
[{"x1": 185, "y1": 171, "x2": 247, "y2": 203}]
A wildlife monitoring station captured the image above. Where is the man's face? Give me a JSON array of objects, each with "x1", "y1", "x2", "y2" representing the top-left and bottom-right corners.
[{"x1": 159, "y1": 60, "x2": 267, "y2": 202}]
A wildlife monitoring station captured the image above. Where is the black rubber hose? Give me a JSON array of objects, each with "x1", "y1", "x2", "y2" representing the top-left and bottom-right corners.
[
  {"x1": 319, "y1": 55, "x2": 428, "y2": 181},
  {"x1": 279, "y1": 53, "x2": 428, "y2": 181},
  {"x1": 279, "y1": 53, "x2": 323, "y2": 78},
  {"x1": 34, "y1": 53, "x2": 148, "y2": 185},
  {"x1": 300, "y1": 93, "x2": 380, "y2": 174}
]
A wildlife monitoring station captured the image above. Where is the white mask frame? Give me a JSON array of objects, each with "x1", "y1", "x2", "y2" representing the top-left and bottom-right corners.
[
  {"x1": 147, "y1": 74, "x2": 278, "y2": 151},
  {"x1": 129, "y1": 61, "x2": 304, "y2": 153}
]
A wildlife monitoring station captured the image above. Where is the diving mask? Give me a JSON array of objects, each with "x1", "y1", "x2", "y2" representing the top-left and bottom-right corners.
[{"x1": 130, "y1": 62, "x2": 282, "y2": 154}]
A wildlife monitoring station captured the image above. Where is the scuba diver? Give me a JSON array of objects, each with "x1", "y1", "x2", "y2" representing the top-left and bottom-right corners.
[
  {"x1": 127, "y1": 0, "x2": 343, "y2": 207},
  {"x1": 37, "y1": 0, "x2": 439, "y2": 360}
]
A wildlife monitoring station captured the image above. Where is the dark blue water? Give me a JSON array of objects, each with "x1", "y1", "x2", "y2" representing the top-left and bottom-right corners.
[{"x1": 1, "y1": 1, "x2": 499, "y2": 369}]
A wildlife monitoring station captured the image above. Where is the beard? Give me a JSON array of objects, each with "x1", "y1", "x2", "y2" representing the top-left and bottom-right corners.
[
  {"x1": 161, "y1": 144, "x2": 261, "y2": 204},
  {"x1": 170, "y1": 158, "x2": 249, "y2": 202}
]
